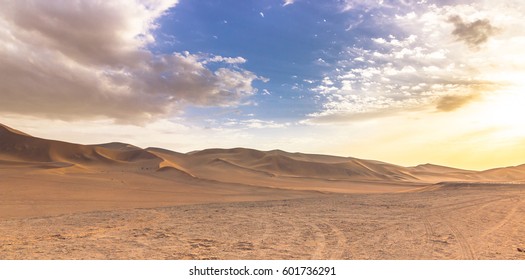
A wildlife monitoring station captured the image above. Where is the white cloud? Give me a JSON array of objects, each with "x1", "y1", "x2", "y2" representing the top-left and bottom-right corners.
[
  {"x1": 322, "y1": 77, "x2": 334, "y2": 86},
  {"x1": 396, "y1": 11, "x2": 417, "y2": 20},
  {"x1": 243, "y1": 119, "x2": 289, "y2": 129},
  {"x1": 221, "y1": 118, "x2": 290, "y2": 129},
  {"x1": 372, "y1": 35, "x2": 418, "y2": 48},
  {"x1": 315, "y1": 58, "x2": 329, "y2": 66},
  {"x1": 312, "y1": 84, "x2": 338, "y2": 95},
  {"x1": 205, "y1": 55, "x2": 247, "y2": 64},
  {"x1": 0, "y1": 0, "x2": 261, "y2": 124},
  {"x1": 339, "y1": 0, "x2": 398, "y2": 13},
  {"x1": 307, "y1": 0, "x2": 525, "y2": 123},
  {"x1": 282, "y1": 0, "x2": 296, "y2": 7},
  {"x1": 372, "y1": 37, "x2": 387, "y2": 44}
]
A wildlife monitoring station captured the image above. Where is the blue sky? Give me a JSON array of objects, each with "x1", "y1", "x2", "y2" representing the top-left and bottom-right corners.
[
  {"x1": 157, "y1": 0, "x2": 347, "y2": 121},
  {"x1": 155, "y1": 0, "x2": 412, "y2": 123},
  {"x1": 2, "y1": 0, "x2": 525, "y2": 169}
]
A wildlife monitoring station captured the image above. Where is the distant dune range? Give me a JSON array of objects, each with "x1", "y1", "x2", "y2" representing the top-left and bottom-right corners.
[
  {"x1": 1, "y1": 122, "x2": 524, "y2": 219},
  {"x1": 2, "y1": 123, "x2": 525, "y2": 260}
]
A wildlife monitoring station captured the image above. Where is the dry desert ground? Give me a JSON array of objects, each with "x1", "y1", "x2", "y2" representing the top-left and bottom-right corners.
[{"x1": 1, "y1": 123, "x2": 525, "y2": 259}]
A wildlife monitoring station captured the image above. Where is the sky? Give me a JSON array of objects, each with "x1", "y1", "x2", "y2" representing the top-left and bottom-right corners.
[{"x1": 1, "y1": 0, "x2": 525, "y2": 170}]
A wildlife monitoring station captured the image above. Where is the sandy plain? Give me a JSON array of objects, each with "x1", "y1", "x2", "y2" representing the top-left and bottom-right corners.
[
  {"x1": 1, "y1": 183, "x2": 524, "y2": 259},
  {"x1": 1, "y1": 123, "x2": 525, "y2": 259}
]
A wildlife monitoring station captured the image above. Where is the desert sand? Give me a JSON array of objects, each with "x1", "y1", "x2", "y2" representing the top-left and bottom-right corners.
[{"x1": 1, "y1": 123, "x2": 524, "y2": 259}]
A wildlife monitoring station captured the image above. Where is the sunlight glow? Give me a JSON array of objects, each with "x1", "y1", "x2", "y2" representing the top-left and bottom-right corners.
[{"x1": 478, "y1": 84, "x2": 525, "y2": 139}]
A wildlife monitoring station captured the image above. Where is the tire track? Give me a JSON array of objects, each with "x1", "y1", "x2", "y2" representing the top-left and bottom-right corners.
[
  {"x1": 444, "y1": 221, "x2": 476, "y2": 259},
  {"x1": 425, "y1": 202, "x2": 479, "y2": 260},
  {"x1": 309, "y1": 223, "x2": 327, "y2": 260},
  {"x1": 424, "y1": 194, "x2": 514, "y2": 260},
  {"x1": 480, "y1": 197, "x2": 521, "y2": 239},
  {"x1": 436, "y1": 196, "x2": 509, "y2": 214},
  {"x1": 316, "y1": 222, "x2": 349, "y2": 259},
  {"x1": 417, "y1": 217, "x2": 436, "y2": 259},
  {"x1": 257, "y1": 217, "x2": 301, "y2": 258}
]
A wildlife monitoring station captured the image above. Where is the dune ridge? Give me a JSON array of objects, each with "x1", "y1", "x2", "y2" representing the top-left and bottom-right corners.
[
  {"x1": 2, "y1": 122, "x2": 524, "y2": 185},
  {"x1": 2, "y1": 122, "x2": 525, "y2": 219}
]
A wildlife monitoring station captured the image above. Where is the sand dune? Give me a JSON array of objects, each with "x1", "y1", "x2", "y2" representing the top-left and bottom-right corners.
[
  {"x1": 0, "y1": 123, "x2": 159, "y2": 166},
  {"x1": 2, "y1": 122, "x2": 525, "y2": 201},
  {"x1": 2, "y1": 122, "x2": 525, "y2": 259},
  {"x1": 3, "y1": 122, "x2": 523, "y2": 186},
  {"x1": 477, "y1": 164, "x2": 525, "y2": 182},
  {"x1": 0, "y1": 123, "x2": 319, "y2": 219}
]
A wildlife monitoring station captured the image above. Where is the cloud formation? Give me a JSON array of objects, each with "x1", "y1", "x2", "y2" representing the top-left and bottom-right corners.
[
  {"x1": 223, "y1": 119, "x2": 290, "y2": 129},
  {"x1": 305, "y1": 1, "x2": 524, "y2": 123},
  {"x1": 448, "y1": 15, "x2": 497, "y2": 48},
  {"x1": 0, "y1": 0, "x2": 260, "y2": 123},
  {"x1": 436, "y1": 94, "x2": 480, "y2": 112},
  {"x1": 282, "y1": 0, "x2": 296, "y2": 7}
]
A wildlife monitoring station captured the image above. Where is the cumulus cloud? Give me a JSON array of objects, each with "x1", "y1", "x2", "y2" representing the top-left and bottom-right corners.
[
  {"x1": 436, "y1": 94, "x2": 480, "y2": 112},
  {"x1": 0, "y1": 0, "x2": 260, "y2": 123},
  {"x1": 448, "y1": 15, "x2": 497, "y2": 49}
]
